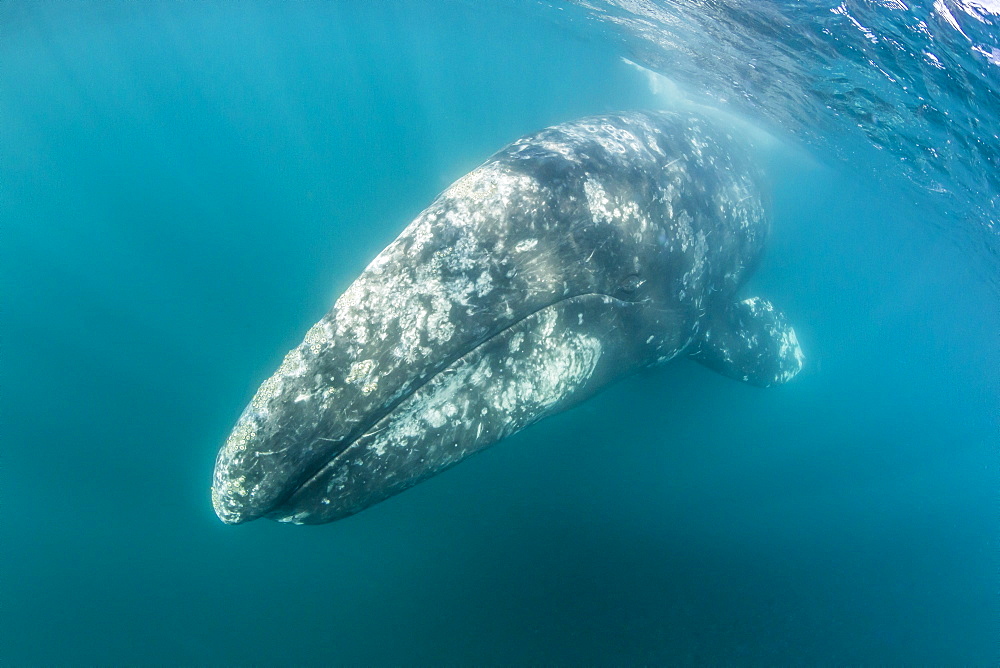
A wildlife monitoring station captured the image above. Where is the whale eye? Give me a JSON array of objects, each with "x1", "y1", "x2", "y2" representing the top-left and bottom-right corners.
[{"x1": 619, "y1": 274, "x2": 644, "y2": 294}]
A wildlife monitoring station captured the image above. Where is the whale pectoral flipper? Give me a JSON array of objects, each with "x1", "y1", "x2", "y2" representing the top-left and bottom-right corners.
[{"x1": 688, "y1": 297, "x2": 804, "y2": 387}]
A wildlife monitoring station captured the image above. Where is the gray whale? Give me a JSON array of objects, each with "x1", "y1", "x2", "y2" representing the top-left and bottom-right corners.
[{"x1": 212, "y1": 111, "x2": 804, "y2": 525}]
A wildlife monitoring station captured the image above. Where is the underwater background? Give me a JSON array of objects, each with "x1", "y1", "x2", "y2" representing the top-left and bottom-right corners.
[{"x1": 3, "y1": 1, "x2": 997, "y2": 665}]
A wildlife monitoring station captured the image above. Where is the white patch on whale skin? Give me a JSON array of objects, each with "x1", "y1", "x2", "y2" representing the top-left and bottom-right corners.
[
  {"x1": 494, "y1": 330, "x2": 602, "y2": 415},
  {"x1": 584, "y1": 179, "x2": 611, "y2": 222},
  {"x1": 409, "y1": 217, "x2": 434, "y2": 256},
  {"x1": 772, "y1": 319, "x2": 806, "y2": 383},
  {"x1": 514, "y1": 238, "x2": 538, "y2": 253},
  {"x1": 475, "y1": 270, "x2": 493, "y2": 297},
  {"x1": 346, "y1": 359, "x2": 378, "y2": 394},
  {"x1": 538, "y1": 139, "x2": 583, "y2": 162},
  {"x1": 583, "y1": 178, "x2": 652, "y2": 235},
  {"x1": 779, "y1": 326, "x2": 806, "y2": 382}
]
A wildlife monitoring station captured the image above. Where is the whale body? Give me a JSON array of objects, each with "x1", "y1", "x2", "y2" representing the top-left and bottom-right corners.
[{"x1": 212, "y1": 111, "x2": 804, "y2": 525}]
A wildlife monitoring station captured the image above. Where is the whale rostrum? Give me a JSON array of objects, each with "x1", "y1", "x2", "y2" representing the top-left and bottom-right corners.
[{"x1": 212, "y1": 111, "x2": 804, "y2": 525}]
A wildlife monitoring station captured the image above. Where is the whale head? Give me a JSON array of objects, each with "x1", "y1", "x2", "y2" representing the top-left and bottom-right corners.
[{"x1": 212, "y1": 112, "x2": 769, "y2": 525}]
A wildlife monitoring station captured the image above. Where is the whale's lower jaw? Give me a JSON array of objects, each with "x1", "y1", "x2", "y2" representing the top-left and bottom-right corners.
[{"x1": 261, "y1": 293, "x2": 659, "y2": 525}]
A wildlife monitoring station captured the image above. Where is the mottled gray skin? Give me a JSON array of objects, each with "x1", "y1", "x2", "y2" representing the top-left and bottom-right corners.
[{"x1": 212, "y1": 111, "x2": 804, "y2": 525}]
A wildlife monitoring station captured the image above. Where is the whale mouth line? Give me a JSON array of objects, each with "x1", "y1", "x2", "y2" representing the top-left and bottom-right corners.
[{"x1": 268, "y1": 291, "x2": 627, "y2": 517}]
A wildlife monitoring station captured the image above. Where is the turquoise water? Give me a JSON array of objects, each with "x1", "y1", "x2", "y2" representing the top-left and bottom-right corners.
[{"x1": 3, "y1": 2, "x2": 997, "y2": 665}]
